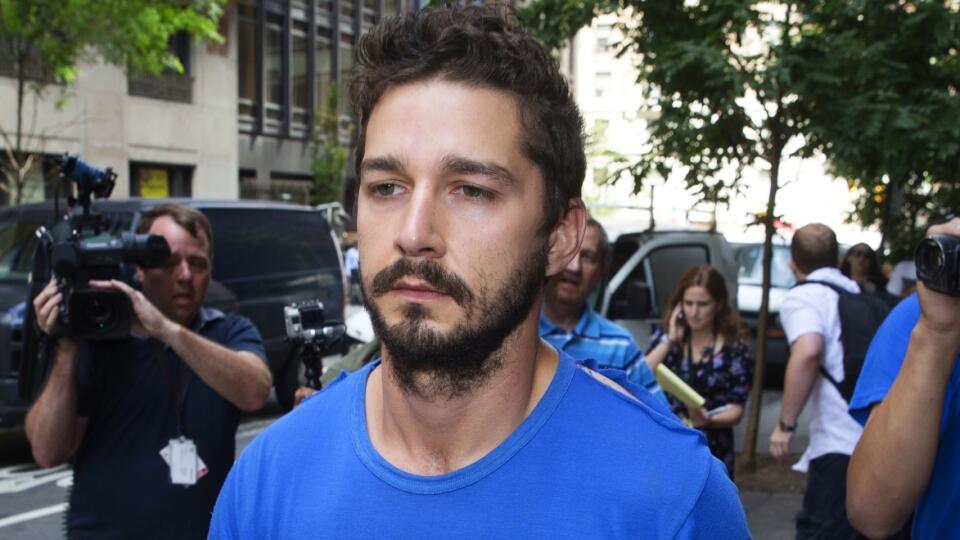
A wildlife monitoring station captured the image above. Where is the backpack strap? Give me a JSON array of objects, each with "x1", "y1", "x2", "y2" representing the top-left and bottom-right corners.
[{"x1": 790, "y1": 280, "x2": 849, "y2": 396}]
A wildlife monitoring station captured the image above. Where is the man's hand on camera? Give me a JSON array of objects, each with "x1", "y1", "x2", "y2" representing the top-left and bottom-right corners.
[
  {"x1": 88, "y1": 279, "x2": 174, "y2": 341},
  {"x1": 917, "y1": 218, "x2": 960, "y2": 355},
  {"x1": 32, "y1": 279, "x2": 62, "y2": 336}
]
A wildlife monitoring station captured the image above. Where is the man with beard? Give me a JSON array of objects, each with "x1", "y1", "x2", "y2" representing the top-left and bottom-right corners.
[
  {"x1": 540, "y1": 217, "x2": 667, "y2": 405},
  {"x1": 210, "y1": 6, "x2": 747, "y2": 538}
]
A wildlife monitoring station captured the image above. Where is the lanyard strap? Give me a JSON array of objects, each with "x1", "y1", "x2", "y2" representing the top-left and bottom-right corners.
[{"x1": 162, "y1": 346, "x2": 190, "y2": 438}]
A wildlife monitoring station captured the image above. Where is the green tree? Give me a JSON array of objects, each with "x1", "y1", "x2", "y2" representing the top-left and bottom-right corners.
[
  {"x1": 0, "y1": 0, "x2": 224, "y2": 204},
  {"x1": 311, "y1": 83, "x2": 352, "y2": 205},
  {"x1": 793, "y1": 2, "x2": 960, "y2": 262},
  {"x1": 521, "y1": 0, "x2": 960, "y2": 469}
]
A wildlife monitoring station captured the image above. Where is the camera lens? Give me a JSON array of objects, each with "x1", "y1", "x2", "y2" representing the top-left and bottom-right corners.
[
  {"x1": 84, "y1": 297, "x2": 115, "y2": 329},
  {"x1": 917, "y1": 240, "x2": 945, "y2": 275}
]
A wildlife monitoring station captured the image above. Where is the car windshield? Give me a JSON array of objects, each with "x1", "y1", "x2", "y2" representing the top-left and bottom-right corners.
[{"x1": 737, "y1": 244, "x2": 796, "y2": 288}]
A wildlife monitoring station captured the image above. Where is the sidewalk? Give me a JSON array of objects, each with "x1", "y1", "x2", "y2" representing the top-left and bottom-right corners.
[{"x1": 733, "y1": 390, "x2": 811, "y2": 539}]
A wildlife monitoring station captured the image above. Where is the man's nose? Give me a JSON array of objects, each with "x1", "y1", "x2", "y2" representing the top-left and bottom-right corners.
[
  {"x1": 173, "y1": 259, "x2": 192, "y2": 281},
  {"x1": 565, "y1": 251, "x2": 583, "y2": 274},
  {"x1": 395, "y1": 187, "x2": 445, "y2": 258}
]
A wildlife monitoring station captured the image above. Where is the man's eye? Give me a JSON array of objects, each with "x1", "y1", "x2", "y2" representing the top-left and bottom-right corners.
[
  {"x1": 459, "y1": 185, "x2": 494, "y2": 200},
  {"x1": 371, "y1": 183, "x2": 401, "y2": 197}
]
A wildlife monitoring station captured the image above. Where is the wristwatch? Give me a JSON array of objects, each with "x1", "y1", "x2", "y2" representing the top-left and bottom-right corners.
[{"x1": 778, "y1": 419, "x2": 797, "y2": 433}]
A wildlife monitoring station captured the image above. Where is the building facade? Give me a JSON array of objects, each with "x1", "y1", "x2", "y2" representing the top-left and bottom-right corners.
[{"x1": 0, "y1": 0, "x2": 421, "y2": 207}]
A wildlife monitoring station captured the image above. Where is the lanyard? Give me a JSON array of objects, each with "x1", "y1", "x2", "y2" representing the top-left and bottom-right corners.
[{"x1": 162, "y1": 345, "x2": 190, "y2": 438}]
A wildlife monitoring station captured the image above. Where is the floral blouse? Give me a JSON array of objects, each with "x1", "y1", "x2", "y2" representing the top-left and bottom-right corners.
[{"x1": 648, "y1": 329, "x2": 753, "y2": 477}]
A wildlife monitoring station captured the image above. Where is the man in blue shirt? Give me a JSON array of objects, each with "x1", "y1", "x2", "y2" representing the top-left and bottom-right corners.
[
  {"x1": 540, "y1": 218, "x2": 666, "y2": 405},
  {"x1": 211, "y1": 6, "x2": 748, "y2": 538},
  {"x1": 846, "y1": 218, "x2": 960, "y2": 539}
]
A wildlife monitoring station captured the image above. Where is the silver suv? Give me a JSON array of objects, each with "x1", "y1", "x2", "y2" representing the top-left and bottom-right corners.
[{"x1": 598, "y1": 228, "x2": 738, "y2": 350}]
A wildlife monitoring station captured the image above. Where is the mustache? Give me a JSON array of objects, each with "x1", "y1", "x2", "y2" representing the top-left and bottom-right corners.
[{"x1": 369, "y1": 258, "x2": 473, "y2": 307}]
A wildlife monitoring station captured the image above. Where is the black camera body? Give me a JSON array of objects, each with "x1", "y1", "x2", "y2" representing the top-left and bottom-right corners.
[
  {"x1": 35, "y1": 154, "x2": 171, "y2": 340},
  {"x1": 916, "y1": 235, "x2": 960, "y2": 297},
  {"x1": 283, "y1": 300, "x2": 345, "y2": 389}
]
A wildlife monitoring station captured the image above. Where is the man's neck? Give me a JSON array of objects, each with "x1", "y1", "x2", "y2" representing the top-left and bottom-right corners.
[
  {"x1": 542, "y1": 298, "x2": 585, "y2": 333},
  {"x1": 365, "y1": 316, "x2": 558, "y2": 476}
]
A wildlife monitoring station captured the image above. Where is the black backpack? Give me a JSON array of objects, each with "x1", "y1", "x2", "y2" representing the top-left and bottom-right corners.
[{"x1": 792, "y1": 280, "x2": 896, "y2": 402}]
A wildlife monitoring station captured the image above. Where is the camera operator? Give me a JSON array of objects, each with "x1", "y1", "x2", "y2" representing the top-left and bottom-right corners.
[
  {"x1": 846, "y1": 217, "x2": 960, "y2": 538},
  {"x1": 25, "y1": 203, "x2": 272, "y2": 539}
]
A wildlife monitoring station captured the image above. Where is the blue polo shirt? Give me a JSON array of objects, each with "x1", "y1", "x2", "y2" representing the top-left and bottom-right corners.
[
  {"x1": 540, "y1": 309, "x2": 667, "y2": 406},
  {"x1": 70, "y1": 308, "x2": 266, "y2": 540},
  {"x1": 849, "y1": 294, "x2": 960, "y2": 538}
]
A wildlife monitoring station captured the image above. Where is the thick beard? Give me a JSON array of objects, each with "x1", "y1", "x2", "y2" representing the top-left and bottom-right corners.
[{"x1": 363, "y1": 246, "x2": 548, "y2": 400}]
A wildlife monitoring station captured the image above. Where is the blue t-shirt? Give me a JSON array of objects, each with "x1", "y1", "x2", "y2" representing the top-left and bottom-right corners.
[
  {"x1": 70, "y1": 309, "x2": 266, "y2": 540},
  {"x1": 849, "y1": 294, "x2": 960, "y2": 538},
  {"x1": 540, "y1": 309, "x2": 668, "y2": 406},
  {"x1": 210, "y1": 352, "x2": 749, "y2": 539}
]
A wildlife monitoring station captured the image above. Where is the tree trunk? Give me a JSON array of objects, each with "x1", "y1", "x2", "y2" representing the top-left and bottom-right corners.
[
  {"x1": 13, "y1": 45, "x2": 27, "y2": 206},
  {"x1": 739, "y1": 149, "x2": 782, "y2": 472}
]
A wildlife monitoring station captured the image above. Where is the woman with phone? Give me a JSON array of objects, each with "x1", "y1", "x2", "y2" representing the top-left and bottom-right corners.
[{"x1": 644, "y1": 265, "x2": 752, "y2": 478}]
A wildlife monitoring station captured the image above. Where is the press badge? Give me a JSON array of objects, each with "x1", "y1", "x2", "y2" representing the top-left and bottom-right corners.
[{"x1": 166, "y1": 437, "x2": 198, "y2": 486}]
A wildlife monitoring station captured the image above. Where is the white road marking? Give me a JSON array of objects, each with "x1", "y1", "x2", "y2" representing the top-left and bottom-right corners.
[
  {"x1": 0, "y1": 503, "x2": 67, "y2": 528},
  {"x1": 0, "y1": 464, "x2": 71, "y2": 494}
]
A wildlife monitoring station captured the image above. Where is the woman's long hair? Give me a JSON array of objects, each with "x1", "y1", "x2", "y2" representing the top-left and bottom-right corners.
[{"x1": 660, "y1": 265, "x2": 746, "y2": 345}]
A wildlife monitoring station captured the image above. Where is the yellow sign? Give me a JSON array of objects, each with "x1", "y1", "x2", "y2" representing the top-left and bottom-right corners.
[{"x1": 139, "y1": 168, "x2": 169, "y2": 198}]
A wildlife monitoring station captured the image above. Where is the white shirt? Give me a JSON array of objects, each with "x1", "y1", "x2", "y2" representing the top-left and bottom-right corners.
[
  {"x1": 886, "y1": 260, "x2": 917, "y2": 296},
  {"x1": 344, "y1": 246, "x2": 360, "y2": 274},
  {"x1": 779, "y1": 267, "x2": 864, "y2": 473}
]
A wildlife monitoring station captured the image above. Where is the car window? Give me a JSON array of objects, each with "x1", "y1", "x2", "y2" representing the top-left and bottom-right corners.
[
  {"x1": 609, "y1": 243, "x2": 709, "y2": 319},
  {"x1": 737, "y1": 244, "x2": 795, "y2": 288},
  {"x1": 202, "y1": 208, "x2": 338, "y2": 281},
  {"x1": 648, "y1": 244, "x2": 710, "y2": 315}
]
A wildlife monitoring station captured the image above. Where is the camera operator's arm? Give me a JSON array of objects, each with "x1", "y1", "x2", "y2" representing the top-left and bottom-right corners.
[
  {"x1": 847, "y1": 219, "x2": 960, "y2": 539},
  {"x1": 96, "y1": 279, "x2": 272, "y2": 412},
  {"x1": 24, "y1": 281, "x2": 88, "y2": 467}
]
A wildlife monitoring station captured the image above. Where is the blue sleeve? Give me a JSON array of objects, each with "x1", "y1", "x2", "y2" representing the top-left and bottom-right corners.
[
  {"x1": 221, "y1": 315, "x2": 267, "y2": 362},
  {"x1": 208, "y1": 458, "x2": 242, "y2": 539},
  {"x1": 849, "y1": 294, "x2": 921, "y2": 425},
  {"x1": 676, "y1": 458, "x2": 751, "y2": 539}
]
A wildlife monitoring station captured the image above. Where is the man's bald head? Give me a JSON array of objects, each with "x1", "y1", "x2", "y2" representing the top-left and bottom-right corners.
[{"x1": 791, "y1": 223, "x2": 839, "y2": 275}]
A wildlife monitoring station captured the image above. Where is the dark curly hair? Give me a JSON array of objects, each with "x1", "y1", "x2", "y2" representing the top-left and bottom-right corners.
[{"x1": 350, "y1": 4, "x2": 585, "y2": 233}]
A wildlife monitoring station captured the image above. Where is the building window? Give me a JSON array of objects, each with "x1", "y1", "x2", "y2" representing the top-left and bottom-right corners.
[
  {"x1": 595, "y1": 71, "x2": 611, "y2": 99},
  {"x1": 237, "y1": 0, "x2": 376, "y2": 138},
  {"x1": 339, "y1": 35, "x2": 355, "y2": 116},
  {"x1": 595, "y1": 23, "x2": 613, "y2": 52},
  {"x1": 129, "y1": 162, "x2": 193, "y2": 198},
  {"x1": 128, "y1": 32, "x2": 193, "y2": 103},
  {"x1": 238, "y1": 2, "x2": 258, "y2": 125}
]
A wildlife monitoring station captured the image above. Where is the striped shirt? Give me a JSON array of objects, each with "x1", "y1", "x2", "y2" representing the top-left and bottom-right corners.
[{"x1": 540, "y1": 309, "x2": 667, "y2": 406}]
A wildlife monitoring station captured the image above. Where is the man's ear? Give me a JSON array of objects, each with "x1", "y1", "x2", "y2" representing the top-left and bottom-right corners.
[
  {"x1": 788, "y1": 259, "x2": 803, "y2": 280},
  {"x1": 546, "y1": 199, "x2": 586, "y2": 277}
]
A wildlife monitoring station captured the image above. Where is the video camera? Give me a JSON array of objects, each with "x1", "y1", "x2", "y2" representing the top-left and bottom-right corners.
[
  {"x1": 32, "y1": 154, "x2": 171, "y2": 340},
  {"x1": 283, "y1": 300, "x2": 345, "y2": 389},
  {"x1": 917, "y1": 235, "x2": 960, "y2": 297}
]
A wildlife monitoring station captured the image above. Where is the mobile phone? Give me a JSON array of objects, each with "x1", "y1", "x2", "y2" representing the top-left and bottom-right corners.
[{"x1": 676, "y1": 310, "x2": 688, "y2": 327}]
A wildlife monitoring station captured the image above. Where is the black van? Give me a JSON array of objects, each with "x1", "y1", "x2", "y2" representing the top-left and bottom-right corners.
[{"x1": 0, "y1": 198, "x2": 346, "y2": 426}]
